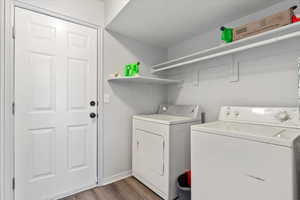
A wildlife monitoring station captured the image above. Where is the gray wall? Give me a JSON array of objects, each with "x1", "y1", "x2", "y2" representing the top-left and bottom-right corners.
[
  {"x1": 103, "y1": 30, "x2": 168, "y2": 181},
  {"x1": 167, "y1": 0, "x2": 300, "y2": 122},
  {"x1": 103, "y1": 0, "x2": 169, "y2": 182}
]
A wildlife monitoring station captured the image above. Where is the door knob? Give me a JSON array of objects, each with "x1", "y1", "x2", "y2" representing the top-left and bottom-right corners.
[
  {"x1": 90, "y1": 113, "x2": 97, "y2": 118},
  {"x1": 90, "y1": 101, "x2": 96, "y2": 106}
]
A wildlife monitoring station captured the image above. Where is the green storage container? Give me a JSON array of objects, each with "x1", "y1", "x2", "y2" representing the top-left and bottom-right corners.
[
  {"x1": 124, "y1": 62, "x2": 140, "y2": 77},
  {"x1": 220, "y1": 26, "x2": 233, "y2": 43}
]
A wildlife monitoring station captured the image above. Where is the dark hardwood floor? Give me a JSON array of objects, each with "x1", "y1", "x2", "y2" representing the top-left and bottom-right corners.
[{"x1": 61, "y1": 177, "x2": 163, "y2": 200}]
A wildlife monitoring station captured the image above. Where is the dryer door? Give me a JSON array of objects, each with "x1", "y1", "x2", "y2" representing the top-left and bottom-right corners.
[{"x1": 134, "y1": 129, "x2": 167, "y2": 193}]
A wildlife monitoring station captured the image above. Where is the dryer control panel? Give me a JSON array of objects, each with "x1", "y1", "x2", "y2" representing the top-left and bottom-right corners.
[{"x1": 158, "y1": 104, "x2": 202, "y2": 119}]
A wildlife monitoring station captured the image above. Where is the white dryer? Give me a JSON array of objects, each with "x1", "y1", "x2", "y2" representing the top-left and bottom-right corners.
[
  {"x1": 191, "y1": 106, "x2": 300, "y2": 200},
  {"x1": 132, "y1": 105, "x2": 203, "y2": 200}
]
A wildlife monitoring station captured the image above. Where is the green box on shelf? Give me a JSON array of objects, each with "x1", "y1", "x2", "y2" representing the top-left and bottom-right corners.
[{"x1": 124, "y1": 62, "x2": 140, "y2": 77}]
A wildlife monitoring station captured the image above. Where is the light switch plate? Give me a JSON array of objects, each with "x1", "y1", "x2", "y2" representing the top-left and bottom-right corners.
[{"x1": 104, "y1": 94, "x2": 110, "y2": 104}]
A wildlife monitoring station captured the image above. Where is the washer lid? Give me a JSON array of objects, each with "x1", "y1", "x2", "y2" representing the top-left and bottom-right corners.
[
  {"x1": 192, "y1": 121, "x2": 300, "y2": 147},
  {"x1": 133, "y1": 114, "x2": 200, "y2": 125}
]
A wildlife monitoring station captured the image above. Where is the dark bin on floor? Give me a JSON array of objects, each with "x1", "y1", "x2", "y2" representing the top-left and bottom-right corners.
[{"x1": 176, "y1": 171, "x2": 191, "y2": 200}]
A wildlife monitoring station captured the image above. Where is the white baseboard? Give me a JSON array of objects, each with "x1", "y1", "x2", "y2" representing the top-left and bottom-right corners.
[
  {"x1": 54, "y1": 184, "x2": 97, "y2": 200},
  {"x1": 102, "y1": 170, "x2": 132, "y2": 185}
]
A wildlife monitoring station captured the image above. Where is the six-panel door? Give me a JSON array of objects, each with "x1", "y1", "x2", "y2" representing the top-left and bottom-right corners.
[{"x1": 15, "y1": 8, "x2": 98, "y2": 200}]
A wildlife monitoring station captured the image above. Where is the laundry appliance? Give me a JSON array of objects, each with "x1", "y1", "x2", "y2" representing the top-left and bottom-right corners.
[
  {"x1": 132, "y1": 105, "x2": 203, "y2": 200},
  {"x1": 191, "y1": 106, "x2": 300, "y2": 200}
]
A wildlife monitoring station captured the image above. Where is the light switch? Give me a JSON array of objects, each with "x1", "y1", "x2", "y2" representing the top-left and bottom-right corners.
[{"x1": 104, "y1": 94, "x2": 110, "y2": 104}]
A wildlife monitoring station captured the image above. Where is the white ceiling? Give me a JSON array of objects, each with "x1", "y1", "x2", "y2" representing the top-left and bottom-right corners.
[{"x1": 107, "y1": 0, "x2": 284, "y2": 48}]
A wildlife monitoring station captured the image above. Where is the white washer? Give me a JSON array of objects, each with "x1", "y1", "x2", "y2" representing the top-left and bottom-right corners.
[
  {"x1": 133, "y1": 105, "x2": 203, "y2": 200},
  {"x1": 191, "y1": 106, "x2": 300, "y2": 200}
]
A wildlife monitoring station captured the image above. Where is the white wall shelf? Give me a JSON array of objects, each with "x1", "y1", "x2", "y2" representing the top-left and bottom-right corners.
[
  {"x1": 152, "y1": 22, "x2": 300, "y2": 74},
  {"x1": 107, "y1": 75, "x2": 183, "y2": 85}
]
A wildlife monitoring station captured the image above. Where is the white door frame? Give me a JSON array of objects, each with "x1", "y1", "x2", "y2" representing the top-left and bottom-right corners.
[
  {"x1": 0, "y1": 0, "x2": 5, "y2": 200},
  {"x1": 1, "y1": 1, "x2": 104, "y2": 200}
]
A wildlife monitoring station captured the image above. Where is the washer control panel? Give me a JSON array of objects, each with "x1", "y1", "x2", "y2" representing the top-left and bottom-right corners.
[
  {"x1": 275, "y1": 111, "x2": 290, "y2": 122},
  {"x1": 219, "y1": 106, "x2": 300, "y2": 127}
]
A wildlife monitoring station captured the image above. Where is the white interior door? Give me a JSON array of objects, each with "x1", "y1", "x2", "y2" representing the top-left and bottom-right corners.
[{"x1": 14, "y1": 8, "x2": 98, "y2": 200}]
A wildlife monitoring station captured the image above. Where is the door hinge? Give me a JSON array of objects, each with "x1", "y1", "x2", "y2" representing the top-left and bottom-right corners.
[
  {"x1": 12, "y1": 26, "x2": 15, "y2": 39},
  {"x1": 12, "y1": 102, "x2": 15, "y2": 115},
  {"x1": 12, "y1": 178, "x2": 15, "y2": 190}
]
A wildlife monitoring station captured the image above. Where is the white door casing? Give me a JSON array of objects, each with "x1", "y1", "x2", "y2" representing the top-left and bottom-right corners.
[
  {"x1": 15, "y1": 7, "x2": 98, "y2": 200},
  {"x1": 0, "y1": 0, "x2": 4, "y2": 199}
]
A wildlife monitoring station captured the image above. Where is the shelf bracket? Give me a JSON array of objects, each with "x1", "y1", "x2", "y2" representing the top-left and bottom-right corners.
[
  {"x1": 193, "y1": 70, "x2": 199, "y2": 87},
  {"x1": 230, "y1": 55, "x2": 239, "y2": 82}
]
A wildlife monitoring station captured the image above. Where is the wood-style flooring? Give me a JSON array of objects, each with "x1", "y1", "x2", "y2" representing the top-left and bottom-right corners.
[{"x1": 61, "y1": 177, "x2": 163, "y2": 200}]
